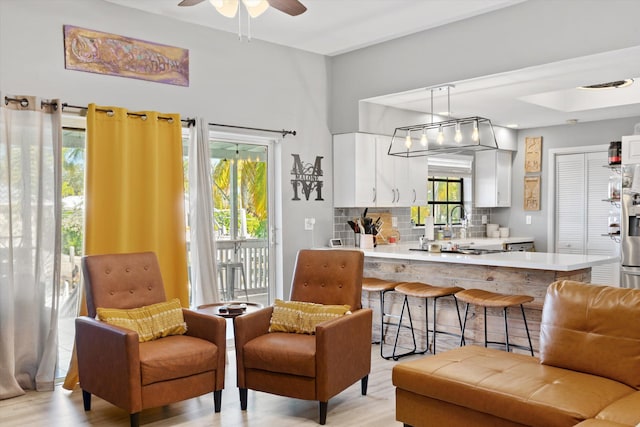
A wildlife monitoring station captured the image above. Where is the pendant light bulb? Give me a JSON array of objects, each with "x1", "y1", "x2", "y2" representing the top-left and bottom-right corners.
[
  {"x1": 472, "y1": 120, "x2": 479, "y2": 142},
  {"x1": 436, "y1": 125, "x2": 444, "y2": 144},
  {"x1": 405, "y1": 131, "x2": 412, "y2": 149},
  {"x1": 420, "y1": 128, "x2": 428, "y2": 147},
  {"x1": 454, "y1": 122, "x2": 462, "y2": 143}
]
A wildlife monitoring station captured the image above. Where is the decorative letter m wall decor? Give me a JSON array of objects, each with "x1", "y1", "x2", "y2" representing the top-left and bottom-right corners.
[{"x1": 290, "y1": 154, "x2": 324, "y2": 201}]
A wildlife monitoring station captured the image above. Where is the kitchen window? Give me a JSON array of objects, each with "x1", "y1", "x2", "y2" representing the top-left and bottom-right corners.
[{"x1": 411, "y1": 176, "x2": 464, "y2": 226}]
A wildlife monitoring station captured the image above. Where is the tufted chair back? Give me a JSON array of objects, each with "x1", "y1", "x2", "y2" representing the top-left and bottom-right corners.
[
  {"x1": 289, "y1": 249, "x2": 364, "y2": 310},
  {"x1": 82, "y1": 251, "x2": 167, "y2": 318}
]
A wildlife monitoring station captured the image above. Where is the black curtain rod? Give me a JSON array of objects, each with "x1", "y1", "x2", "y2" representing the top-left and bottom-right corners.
[
  {"x1": 4, "y1": 96, "x2": 59, "y2": 110},
  {"x1": 208, "y1": 122, "x2": 297, "y2": 138},
  {"x1": 61, "y1": 103, "x2": 192, "y2": 124}
]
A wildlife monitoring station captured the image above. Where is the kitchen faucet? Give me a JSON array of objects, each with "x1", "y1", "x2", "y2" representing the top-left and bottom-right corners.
[{"x1": 450, "y1": 205, "x2": 468, "y2": 238}]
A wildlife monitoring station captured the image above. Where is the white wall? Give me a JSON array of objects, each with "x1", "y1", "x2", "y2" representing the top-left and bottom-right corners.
[
  {"x1": 0, "y1": 0, "x2": 333, "y2": 296},
  {"x1": 330, "y1": 0, "x2": 640, "y2": 134},
  {"x1": 495, "y1": 116, "x2": 640, "y2": 251}
]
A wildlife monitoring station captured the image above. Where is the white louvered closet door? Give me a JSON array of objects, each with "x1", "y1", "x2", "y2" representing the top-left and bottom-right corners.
[
  {"x1": 555, "y1": 151, "x2": 620, "y2": 285},
  {"x1": 556, "y1": 154, "x2": 586, "y2": 254}
]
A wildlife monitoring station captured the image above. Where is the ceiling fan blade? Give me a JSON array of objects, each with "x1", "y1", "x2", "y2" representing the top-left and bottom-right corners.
[
  {"x1": 178, "y1": 0, "x2": 206, "y2": 6},
  {"x1": 267, "y1": 0, "x2": 306, "y2": 16}
]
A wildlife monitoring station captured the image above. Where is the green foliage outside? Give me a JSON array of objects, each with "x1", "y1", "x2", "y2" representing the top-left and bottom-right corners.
[
  {"x1": 61, "y1": 145, "x2": 85, "y2": 255},
  {"x1": 211, "y1": 158, "x2": 267, "y2": 239}
]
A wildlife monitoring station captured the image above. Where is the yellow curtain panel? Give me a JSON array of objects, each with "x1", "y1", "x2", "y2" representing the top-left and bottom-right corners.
[
  {"x1": 84, "y1": 104, "x2": 189, "y2": 305},
  {"x1": 64, "y1": 104, "x2": 188, "y2": 390}
]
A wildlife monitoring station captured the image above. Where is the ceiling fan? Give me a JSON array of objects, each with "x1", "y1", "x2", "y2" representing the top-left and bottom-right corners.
[{"x1": 178, "y1": 0, "x2": 307, "y2": 18}]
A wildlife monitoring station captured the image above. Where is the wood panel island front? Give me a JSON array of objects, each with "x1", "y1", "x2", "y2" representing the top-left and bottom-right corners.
[{"x1": 358, "y1": 244, "x2": 619, "y2": 356}]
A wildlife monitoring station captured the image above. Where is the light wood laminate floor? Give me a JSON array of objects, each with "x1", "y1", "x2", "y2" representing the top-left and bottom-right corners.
[{"x1": 1, "y1": 345, "x2": 427, "y2": 427}]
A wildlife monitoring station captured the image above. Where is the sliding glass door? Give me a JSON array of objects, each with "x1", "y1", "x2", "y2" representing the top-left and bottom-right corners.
[{"x1": 209, "y1": 137, "x2": 275, "y2": 306}]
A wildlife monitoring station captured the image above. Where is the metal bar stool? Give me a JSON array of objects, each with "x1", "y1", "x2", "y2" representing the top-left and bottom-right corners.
[
  {"x1": 218, "y1": 261, "x2": 249, "y2": 301},
  {"x1": 362, "y1": 277, "x2": 402, "y2": 359},
  {"x1": 392, "y1": 282, "x2": 464, "y2": 360},
  {"x1": 455, "y1": 289, "x2": 534, "y2": 356}
]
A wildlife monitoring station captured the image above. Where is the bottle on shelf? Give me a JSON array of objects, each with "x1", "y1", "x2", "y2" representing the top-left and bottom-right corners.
[
  {"x1": 608, "y1": 209, "x2": 620, "y2": 235},
  {"x1": 608, "y1": 141, "x2": 621, "y2": 165}
]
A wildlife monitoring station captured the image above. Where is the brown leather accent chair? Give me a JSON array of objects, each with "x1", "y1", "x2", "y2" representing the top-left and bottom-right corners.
[
  {"x1": 234, "y1": 249, "x2": 372, "y2": 425},
  {"x1": 75, "y1": 252, "x2": 226, "y2": 427}
]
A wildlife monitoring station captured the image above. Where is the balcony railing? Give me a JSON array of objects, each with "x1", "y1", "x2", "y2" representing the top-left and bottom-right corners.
[{"x1": 215, "y1": 238, "x2": 269, "y2": 298}]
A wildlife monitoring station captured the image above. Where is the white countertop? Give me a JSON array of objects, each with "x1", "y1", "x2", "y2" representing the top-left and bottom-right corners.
[{"x1": 359, "y1": 243, "x2": 618, "y2": 272}]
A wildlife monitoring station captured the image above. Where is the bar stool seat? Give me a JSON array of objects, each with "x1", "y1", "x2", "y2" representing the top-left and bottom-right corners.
[
  {"x1": 392, "y1": 282, "x2": 464, "y2": 360},
  {"x1": 362, "y1": 277, "x2": 401, "y2": 358},
  {"x1": 456, "y1": 289, "x2": 534, "y2": 356}
]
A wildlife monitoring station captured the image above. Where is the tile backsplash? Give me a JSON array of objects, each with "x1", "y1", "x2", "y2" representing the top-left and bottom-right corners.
[{"x1": 334, "y1": 207, "x2": 491, "y2": 246}]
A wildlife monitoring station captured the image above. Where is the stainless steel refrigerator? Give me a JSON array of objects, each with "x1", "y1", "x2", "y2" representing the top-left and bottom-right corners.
[
  {"x1": 620, "y1": 191, "x2": 640, "y2": 288},
  {"x1": 621, "y1": 135, "x2": 640, "y2": 288}
]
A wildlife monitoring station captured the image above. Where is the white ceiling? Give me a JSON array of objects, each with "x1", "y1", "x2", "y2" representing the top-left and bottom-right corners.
[{"x1": 105, "y1": 0, "x2": 640, "y2": 130}]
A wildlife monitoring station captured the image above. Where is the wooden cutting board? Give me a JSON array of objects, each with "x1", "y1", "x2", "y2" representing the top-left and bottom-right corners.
[{"x1": 366, "y1": 212, "x2": 397, "y2": 245}]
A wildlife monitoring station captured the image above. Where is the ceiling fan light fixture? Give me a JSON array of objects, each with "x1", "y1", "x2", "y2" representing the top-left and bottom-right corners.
[
  {"x1": 243, "y1": 0, "x2": 269, "y2": 17},
  {"x1": 209, "y1": 0, "x2": 239, "y2": 17}
]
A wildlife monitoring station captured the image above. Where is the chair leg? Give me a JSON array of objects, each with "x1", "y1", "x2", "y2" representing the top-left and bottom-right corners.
[
  {"x1": 460, "y1": 303, "x2": 470, "y2": 347},
  {"x1": 521, "y1": 304, "x2": 535, "y2": 356},
  {"x1": 483, "y1": 307, "x2": 488, "y2": 348},
  {"x1": 503, "y1": 307, "x2": 510, "y2": 352},
  {"x1": 214, "y1": 389, "x2": 222, "y2": 412},
  {"x1": 82, "y1": 389, "x2": 91, "y2": 411},
  {"x1": 130, "y1": 413, "x2": 140, "y2": 427},
  {"x1": 361, "y1": 375, "x2": 369, "y2": 395},
  {"x1": 319, "y1": 401, "x2": 328, "y2": 425},
  {"x1": 239, "y1": 388, "x2": 248, "y2": 410}
]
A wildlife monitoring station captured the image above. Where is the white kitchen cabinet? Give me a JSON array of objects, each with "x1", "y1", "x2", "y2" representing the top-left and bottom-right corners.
[
  {"x1": 474, "y1": 150, "x2": 512, "y2": 207},
  {"x1": 408, "y1": 155, "x2": 429, "y2": 205},
  {"x1": 622, "y1": 135, "x2": 640, "y2": 163},
  {"x1": 333, "y1": 133, "x2": 377, "y2": 207},
  {"x1": 375, "y1": 136, "x2": 428, "y2": 207},
  {"x1": 332, "y1": 133, "x2": 428, "y2": 208}
]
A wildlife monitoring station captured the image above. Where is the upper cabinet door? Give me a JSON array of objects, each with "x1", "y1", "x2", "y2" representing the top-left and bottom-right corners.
[
  {"x1": 375, "y1": 135, "x2": 397, "y2": 207},
  {"x1": 622, "y1": 135, "x2": 640, "y2": 164},
  {"x1": 333, "y1": 133, "x2": 377, "y2": 207},
  {"x1": 475, "y1": 150, "x2": 512, "y2": 207}
]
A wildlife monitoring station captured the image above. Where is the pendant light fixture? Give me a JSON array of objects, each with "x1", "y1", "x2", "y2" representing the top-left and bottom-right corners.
[{"x1": 388, "y1": 84, "x2": 499, "y2": 158}]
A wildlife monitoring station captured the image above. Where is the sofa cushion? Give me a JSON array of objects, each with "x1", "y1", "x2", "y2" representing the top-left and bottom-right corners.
[
  {"x1": 97, "y1": 298, "x2": 187, "y2": 342},
  {"x1": 139, "y1": 334, "x2": 218, "y2": 386},
  {"x1": 540, "y1": 281, "x2": 640, "y2": 388},
  {"x1": 590, "y1": 391, "x2": 640, "y2": 426},
  {"x1": 269, "y1": 299, "x2": 351, "y2": 334},
  {"x1": 392, "y1": 346, "x2": 634, "y2": 427},
  {"x1": 243, "y1": 332, "x2": 316, "y2": 377}
]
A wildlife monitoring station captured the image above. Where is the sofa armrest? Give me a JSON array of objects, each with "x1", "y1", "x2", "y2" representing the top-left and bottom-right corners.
[
  {"x1": 183, "y1": 309, "x2": 227, "y2": 391},
  {"x1": 315, "y1": 308, "x2": 373, "y2": 401},
  {"x1": 233, "y1": 306, "x2": 274, "y2": 387},
  {"x1": 75, "y1": 316, "x2": 142, "y2": 413}
]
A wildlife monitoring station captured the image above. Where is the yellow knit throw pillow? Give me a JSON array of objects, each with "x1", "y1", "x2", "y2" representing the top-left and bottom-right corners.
[
  {"x1": 97, "y1": 298, "x2": 187, "y2": 342},
  {"x1": 269, "y1": 299, "x2": 351, "y2": 335}
]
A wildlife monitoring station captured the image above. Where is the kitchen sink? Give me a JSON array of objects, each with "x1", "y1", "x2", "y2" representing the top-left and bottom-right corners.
[{"x1": 409, "y1": 248, "x2": 505, "y2": 255}]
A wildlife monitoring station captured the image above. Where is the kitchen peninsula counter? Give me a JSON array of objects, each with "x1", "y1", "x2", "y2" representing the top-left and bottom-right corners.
[
  {"x1": 359, "y1": 243, "x2": 619, "y2": 355},
  {"x1": 360, "y1": 243, "x2": 618, "y2": 272}
]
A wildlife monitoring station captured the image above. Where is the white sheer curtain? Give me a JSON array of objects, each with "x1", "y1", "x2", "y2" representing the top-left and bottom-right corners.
[
  {"x1": 0, "y1": 94, "x2": 62, "y2": 398},
  {"x1": 188, "y1": 118, "x2": 220, "y2": 307}
]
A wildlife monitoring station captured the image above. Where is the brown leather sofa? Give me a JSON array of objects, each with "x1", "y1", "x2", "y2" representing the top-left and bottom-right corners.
[{"x1": 393, "y1": 280, "x2": 640, "y2": 427}]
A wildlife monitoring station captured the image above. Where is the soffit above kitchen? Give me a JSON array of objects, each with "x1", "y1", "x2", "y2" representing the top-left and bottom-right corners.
[
  {"x1": 104, "y1": 0, "x2": 640, "y2": 130},
  {"x1": 365, "y1": 46, "x2": 640, "y2": 130}
]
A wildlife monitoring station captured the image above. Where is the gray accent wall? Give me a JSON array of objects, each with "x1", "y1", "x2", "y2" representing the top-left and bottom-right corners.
[{"x1": 497, "y1": 116, "x2": 640, "y2": 252}]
